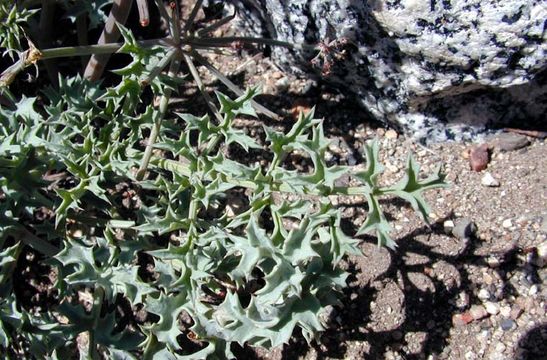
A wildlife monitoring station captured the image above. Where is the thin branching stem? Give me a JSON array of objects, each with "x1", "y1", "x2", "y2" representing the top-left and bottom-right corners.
[
  {"x1": 39, "y1": 38, "x2": 172, "y2": 59},
  {"x1": 153, "y1": 0, "x2": 171, "y2": 25},
  {"x1": 182, "y1": 0, "x2": 204, "y2": 35},
  {"x1": 182, "y1": 53, "x2": 223, "y2": 123},
  {"x1": 196, "y1": 11, "x2": 237, "y2": 37},
  {"x1": 136, "y1": 52, "x2": 182, "y2": 180},
  {"x1": 139, "y1": 47, "x2": 178, "y2": 87},
  {"x1": 156, "y1": 157, "x2": 376, "y2": 197},
  {"x1": 166, "y1": 1, "x2": 181, "y2": 44},
  {"x1": 191, "y1": 50, "x2": 280, "y2": 120}
]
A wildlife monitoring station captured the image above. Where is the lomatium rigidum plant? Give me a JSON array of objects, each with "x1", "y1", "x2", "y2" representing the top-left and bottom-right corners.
[{"x1": 0, "y1": 0, "x2": 446, "y2": 358}]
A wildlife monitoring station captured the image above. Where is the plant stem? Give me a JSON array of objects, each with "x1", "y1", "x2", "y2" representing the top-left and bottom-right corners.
[
  {"x1": 182, "y1": 0, "x2": 204, "y2": 35},
  {"x1": 183, "y1": 53, "x2": 223, "y2": 123},
  {"x1": 156, "y1": 158, "x2": 374, "y2": 197},
  {"x1": 136, "y1": 53, "x2": 182, "y2": 180},
  {"x1": 39, "y1": 38, "x2": 172, "y2": 59},
  {"x1": 191, "y1": 50, "x2": 280, "y2": 120}
]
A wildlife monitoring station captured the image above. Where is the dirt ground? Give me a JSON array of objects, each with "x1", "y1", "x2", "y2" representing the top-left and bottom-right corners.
[{"x1": 184, "y1": 41, "x2": 547, "y2": 360}]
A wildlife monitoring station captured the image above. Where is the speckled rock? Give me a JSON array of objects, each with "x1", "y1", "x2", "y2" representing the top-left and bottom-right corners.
[{"x1": 232, "y1": 0, "x2": 547, "y2": 142}]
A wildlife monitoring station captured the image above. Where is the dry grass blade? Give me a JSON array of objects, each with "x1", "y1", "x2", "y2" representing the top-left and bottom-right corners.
[
  {"x1": 182, "y1": 0, "x2": 204, "y2": 35},
  {"x1": 196, "y1": 10, "x2": 237, "y2": 37},
  {"x1": 183, "y1": 53, "x2": 223, "y2": 123},
  {"x1": 84, "y1": 0, "x2": 132, "y2": 81}
]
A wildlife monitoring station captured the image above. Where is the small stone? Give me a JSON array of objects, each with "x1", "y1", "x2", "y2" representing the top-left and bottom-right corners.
[
  {"x1": 500, "y1": 319, "x2": 515, "y2": 331},
  {"x1": 443, "y1": 220, "x2": 455, "y2": 234},
  {"x1": 500, "y1": 306, "x2": 511, "y2": 317},
  {"x1": 483, "y1": 272, "x2": 494, "y2": 285},
  {"x1": 495, "y1": 342, "x2": 506, "y2": 352},
  {"x1": 456, "y1": 291, "x2": 470, "y2": 309},
  {"x1": 385, "y1": 129, "x2": 398, "y2": 139},
  {"x1": 492, "y1": 133, "x2": 530, "y2": 152},
  {"x1": 537, "y1": 241, "x2": 547, "y2": 266},
  {"x1": 484, "y1": 301, "x2": 500, "y2": 315},
  {"x1": 452, "y1": 218, "x2": 477, "y2": 240},
  {"x1": 453, "y1": 313, "x2": 473, "y2": 327},
  {"x1": 478, "y1": 288, "x2": 491, "y2": 300},
  {"x1": 486, "y1": 256, "x2": 501, "y2": 268},
  {"x1": 469, "y1": 305, "x2": 488, "y2": 320},
  {"x1": 275, "y1": 77, "x2": 290, "y2": 91},
  {"x1": 469, "y1": 143, "x2": 490, "y2": 171},
  {"x1": 528, "y1": 284, "x2": 539, "y2": 296},
  {"x1": 502, "y1": 219, "x2": 513, "y2": 228},
  {"x1": 510, "y1": 305, "x2": 523, "y2": 320},
  {"x1": 481, "y1": 172, "x2": 500, "y2": 187}
]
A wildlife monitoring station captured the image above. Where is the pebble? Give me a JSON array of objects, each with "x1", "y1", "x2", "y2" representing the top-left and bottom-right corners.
[
  {"x1": 469, "y1": 305, "x2": 488, "y2": 320},
  {"x1": 483, "y1": 272, "x2": 494, "y2": 285},
  {"x1": 453, "y1": 313, "x2": 473, "y2": 326},
  {"x1": 385, "y1": 129, "x2": 398, "y2": 139},
  {"x1": 502, "y1": 219, "x2": 513, "y2": 228},
  {"x1": 495, "y1": 342, "x2": 506, "y2": 352},
  {"x1": 537, "y1": 241, "x2": 547, "y2": 267},
  {"x1": 456, "y1": 291, "x2": 470, "y2": 309},
  {"x1": 500, "y1": 319, "x2": 515, "y2": 331},
  {"x1": 492, "y1": 133, "x2": 530, "y2": 152},
  {"x1": 486, "y1": 256, "x2": 501, "y2": 268},
  {"x1": 469, "y1": 143, "x2": 490, "y2": 171},
  {"x1": 452, "y1": 218, "x2": 477, "y2": 240},
  {"x1": 481, "y1": 172, "x2": 500, "y2": 187},
  {"x1": 500, "y1": 306, "x2": 511, "y2": 318},
  {"x1": 528, "y1": 284, "x2": 539, "y2": 296},
  {"x1": 275, "y1": 77, "x2": 290, "y2": 91},
  {"x1": 484, "y1": 302, "x2": 500, "y2": 315},
  {"x1": 478, "y1": 288, "x2": 491, "y2": 300},
  {"x1": 443, "y1": 220, "x2": 455, "y2": 234}
]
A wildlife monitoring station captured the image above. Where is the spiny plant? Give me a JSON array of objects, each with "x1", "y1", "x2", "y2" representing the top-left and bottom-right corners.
[{"x1": 0, "y1": 1, "x2": 447, "y2": 359}]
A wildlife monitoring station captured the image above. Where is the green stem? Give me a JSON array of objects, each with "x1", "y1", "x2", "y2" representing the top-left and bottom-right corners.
[
  {"x1": 136, "y1": 53, "x2": 182, "y2": 180},
  {"x1": 88, "y1": 287, "x2": 104, "y2": 360},
  {"x1": 40, "y1": 38, "x2": 172, "y2": 60},
  {"x1": 155, "y1": 158, "x2": 373, "y2": 197},
  {"x1": 183, "y1": 53, "x2": 223, "y2": 124}
]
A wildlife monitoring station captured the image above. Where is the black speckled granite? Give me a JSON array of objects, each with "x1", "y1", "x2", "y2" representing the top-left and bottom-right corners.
[{"x1": 229, "y1": 0, "x2": 546, "y2": 142}]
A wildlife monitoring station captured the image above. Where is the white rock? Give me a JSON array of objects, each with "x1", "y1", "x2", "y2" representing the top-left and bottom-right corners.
[
  {"x1": 502, "y1": 219, "x2": 513, "y2": 228},
  {"x1": 528, "y1": 285, "x2": 539, "y2": 296},
  {"x1": 478, "y1": 288, "x2": 491, "y2": 300},
  {"x1": 481, "y1": 172, "x2": 500, "y2": 187},
  {"x1": 443, "y1": 220, "x2": 455, "y2": 234},
  {"x1": 537, "y1": 241, "x2": 547, "y2": 267},
  {"x1": 237, "y1": 1, "x2": 547, "y2": 141},
  {"x1": 484, "y1": 301, "x2": 500, "y2": 315},
  {"x1": 500, "y1": 306, "x2": 511, "y2": 317}
]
